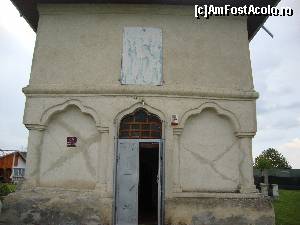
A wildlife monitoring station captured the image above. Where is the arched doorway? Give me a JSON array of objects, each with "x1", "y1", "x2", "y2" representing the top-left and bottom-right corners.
[{"x1": 115, "y1": 108, "x2": 163, "y2": 225}]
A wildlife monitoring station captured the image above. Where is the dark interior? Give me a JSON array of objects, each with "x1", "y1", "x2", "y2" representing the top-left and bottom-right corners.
[{"x1": 138, "y1": 143, "x2": 159, "y2": 225}]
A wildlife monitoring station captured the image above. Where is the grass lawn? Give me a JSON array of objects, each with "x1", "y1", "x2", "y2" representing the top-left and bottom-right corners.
[
  {"x1": 273, "y1": 190, "x2": 300, "y2": 225},
  {"x1": 0, "y1": 183, "x2": 16, "y2": 200}
]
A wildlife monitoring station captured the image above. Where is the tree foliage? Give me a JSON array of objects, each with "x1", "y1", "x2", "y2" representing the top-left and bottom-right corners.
[{"x1": 254, "y1": 148, "x2": 292, "y2": 170}]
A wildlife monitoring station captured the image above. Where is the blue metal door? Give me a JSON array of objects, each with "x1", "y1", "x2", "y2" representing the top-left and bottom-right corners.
[
  {"x1": 115, "y1": 139, "x2": 163, "y2": 225},
  {"x1": 116, "y1": 140, "x2": 139, "y2": 225}
]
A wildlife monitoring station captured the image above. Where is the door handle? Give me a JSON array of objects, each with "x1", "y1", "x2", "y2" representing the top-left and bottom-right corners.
[{"x1": 129, "y1": 184, "x2": 136, "y2": 191}]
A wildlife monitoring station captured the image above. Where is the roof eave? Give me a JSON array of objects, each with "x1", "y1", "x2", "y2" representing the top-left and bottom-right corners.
[{"x1": 10, "y1": 0, "x2": 281, "y2": 40}]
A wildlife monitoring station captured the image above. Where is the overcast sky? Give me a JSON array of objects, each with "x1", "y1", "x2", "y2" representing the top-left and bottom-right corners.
[{"x1": 0, "y1": 0, "x2": 299, "y2": 168}]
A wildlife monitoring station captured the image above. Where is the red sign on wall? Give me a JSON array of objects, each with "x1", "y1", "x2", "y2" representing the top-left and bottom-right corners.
[{"x1": 67, "y1": 137, "x2": 77, "y2": 147}]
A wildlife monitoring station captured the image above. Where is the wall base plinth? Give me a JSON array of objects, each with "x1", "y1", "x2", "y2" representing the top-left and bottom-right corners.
[
  {"x1": 239, "y1": 185, "x2": 259, "y2": 194},
  {"x1": 165, "y1": 196, "x2": 275, "y2": 225},
  {"x1": 0, "y1": 188, "x2": 113, "y2": 225}
]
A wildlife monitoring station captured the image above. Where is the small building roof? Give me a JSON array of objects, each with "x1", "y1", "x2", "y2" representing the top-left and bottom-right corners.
[
  {"x1": 0, "y1": 150, "x2": 27, "y2": 161},
  {"x1": 0, "y1": 150, "x2": 15, "y2": 158},
  {"x1": 11, "y1": 0, "x2": 280, "y2": 40}
]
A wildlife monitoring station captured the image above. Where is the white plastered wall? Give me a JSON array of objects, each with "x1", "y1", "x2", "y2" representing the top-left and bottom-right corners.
[
  {"x1": 23, "y1": 3, "x2": 257, "y2": 202},
  {"x1": 26, "y1": 4, "x2": 253, "y2": 92},
  {"x1": 24, "y1": 96, "x2": 257, "y2": 197}
]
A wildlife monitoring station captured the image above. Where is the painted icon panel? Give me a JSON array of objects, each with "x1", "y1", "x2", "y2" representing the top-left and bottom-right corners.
[{"x1": 121, "y1": 27, "x2": 163, "y2": 85}]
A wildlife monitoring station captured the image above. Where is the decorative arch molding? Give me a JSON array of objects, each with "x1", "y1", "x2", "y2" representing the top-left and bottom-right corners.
[
  {"x1": 172, "y1": 102, "x2": 242, "y2": 193},
  {"x1": 179, "y1": 102, "x2": 241, "y2": 133},
  {"x1": 114, "y1": 101, "x2": 167, "y2": 126},
  {"x1": 40, "y1": 99, "x2": 101, "y2": 128}
]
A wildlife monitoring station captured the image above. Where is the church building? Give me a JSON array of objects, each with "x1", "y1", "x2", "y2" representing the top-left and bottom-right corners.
[{"x1": 2, "y1": 0, "x2": 280, "y2": 225}]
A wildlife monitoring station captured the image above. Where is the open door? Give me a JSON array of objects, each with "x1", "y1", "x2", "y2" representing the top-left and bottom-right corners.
[
  {"x1": 116, "y1": 139, "x2": 139, "y2": 225},
  {"x1": 116, "y1": 108, "x2": 163, "y2": 225},
  {"x1": 138, "y1": 142, "x2": 159, "y2": 225},
  {"x1": 158, "y1": 140, "x2": 164, "y2": 225}
]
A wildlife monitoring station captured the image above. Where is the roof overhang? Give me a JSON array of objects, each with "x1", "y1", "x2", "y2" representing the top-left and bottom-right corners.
[
  {"x1": 10, "y1": 0, "x2": 281, "y2": 40},
  {"x1": 0, "y1": 151, "x2": 26, "y2": 161}
]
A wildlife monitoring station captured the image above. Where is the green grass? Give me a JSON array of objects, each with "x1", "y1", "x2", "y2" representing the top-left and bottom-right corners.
[
  {"x1": 0, "y1": 183, "x2": 16, "y2": 199},
  {"x1": 273, "y1": 190, "x2": 300, "y2": 225}
]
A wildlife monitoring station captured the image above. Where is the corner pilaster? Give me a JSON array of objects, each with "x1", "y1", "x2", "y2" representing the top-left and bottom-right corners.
[
  {"x1": 172, "y1": 127, "x2": 183, "y2": 193},
  {"x1": 236, "y1": 131, "x2": 258, "y2": 193},
  {"x1": 23, "y1": 124, "x2": 46, "y2": 188},
  {"x1": 95, "y1": 126, "x2": 110, "y2": 196}
]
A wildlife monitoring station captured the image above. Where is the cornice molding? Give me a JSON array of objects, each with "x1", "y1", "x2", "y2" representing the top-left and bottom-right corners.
[
  {"x1": 23, "y1": 85, "x2": 259, "y2": 100},
  {"x1": 97, "y1": 126, "x2": 109, "y2": 133},
  {"x1": 25, "y1": 124, "x2": 47, "y2": 131},
  {"x1": 173, "y1": 128, "x2": 183, "y2": 135},
  {"x1": 235, "y1": 131, "x2": 256, "y2": 138}
]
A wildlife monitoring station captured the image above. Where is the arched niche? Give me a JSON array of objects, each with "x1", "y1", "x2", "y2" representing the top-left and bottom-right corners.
[
  {"x1": 178, "y1": 103, "x2": 241, "y2": 193},
  {"x1": 40, "y1": 99, "x2": 101, "y2": 128},
  {"x1": 39, "y1": 105, "x2": 101, "y2": 189},
  {"x1": 180, "y1": 102, "x2": 240, "y2": 132}
]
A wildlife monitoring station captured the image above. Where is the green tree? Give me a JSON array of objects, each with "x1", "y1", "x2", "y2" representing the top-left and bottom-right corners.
[
  {"x1": 254, "y1": 148, "x2": 292, "y2": 184},
  {"x1": 254, "y1": 148, "x2": 292, "y2": 169}
]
